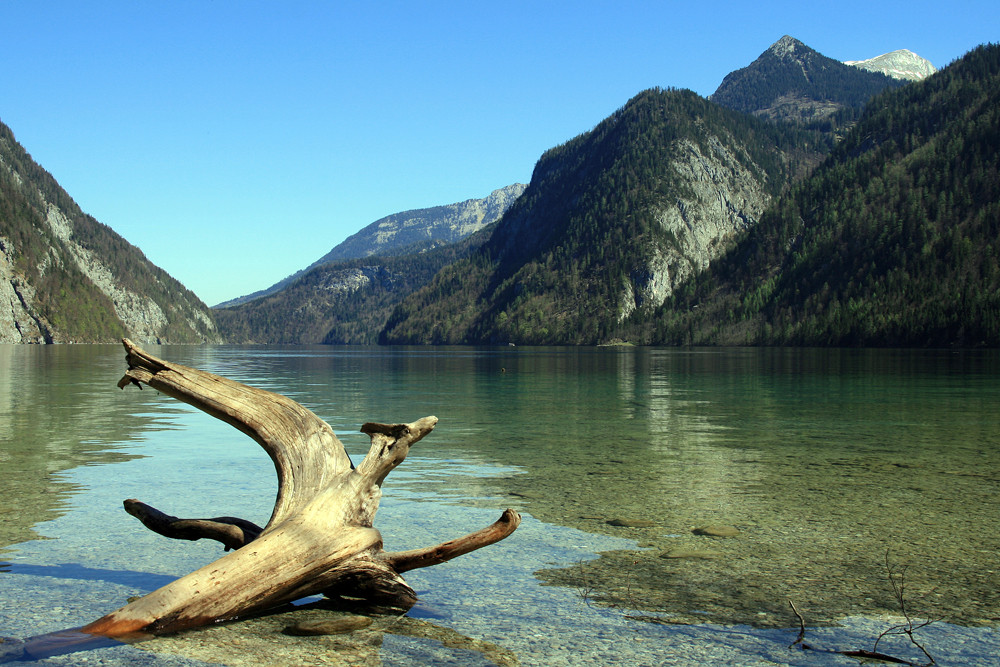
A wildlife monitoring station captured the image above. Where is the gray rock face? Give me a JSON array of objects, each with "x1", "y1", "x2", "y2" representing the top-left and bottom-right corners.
[
  {"x1": 619, "y1": 136, "x2": 769, "y2": 320},
  {"x1": 315, "y1": 265, "x2": 391, "y2": 295},
  {"x1": 43, "y1": 204, "x2": 173, "y2": 341},
  {"x1": 0, "y1": 238, "x2": 49, "y2": 343},
  {"x1": 314, "y1": 183, "x2": 527, "y2": 265},
  {"x1": 845, "y1": 49, "x2": 936, "y2": 81}
]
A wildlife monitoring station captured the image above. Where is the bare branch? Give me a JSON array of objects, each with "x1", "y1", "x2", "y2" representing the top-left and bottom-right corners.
[
  {"x1": 386, "y1": 509, "x2": 522, "y2": 573},
  {"x1": 122, "y1": 499, "x2": 263, "y2": 551}
]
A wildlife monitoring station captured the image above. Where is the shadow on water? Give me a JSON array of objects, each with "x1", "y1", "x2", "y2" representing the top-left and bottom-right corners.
[
  {"x1": 0, "y1": 562, "x2": 176, "y2": 590},
  {"x1": 0, "y1": 562, "x2": 172, "y2": 663},
  {"x1": 0, "y1": 595, "x2": 520, "y2": 667},
  {"x1": 0, "y1": 629, "x2": 135, "y2": 664}
]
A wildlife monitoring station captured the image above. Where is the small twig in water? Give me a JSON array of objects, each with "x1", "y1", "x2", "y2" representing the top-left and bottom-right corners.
[
  {"x1": 788, "y1": 600, "x2": 807, "y2": 649},
  {"x1": 786, "y1": 550, "x2": 937, "y2": 666},
  {"x1": 873, "y1": 550, "x2": 937, "y2": 666},
  {"x1": 574, "y1": 560, "x2": 596, "y2": 607}
]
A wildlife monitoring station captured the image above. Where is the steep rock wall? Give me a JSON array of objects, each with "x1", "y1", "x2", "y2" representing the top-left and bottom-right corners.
[{"x1": 621, "y1": 136, "x2": 769, "y2": 320}]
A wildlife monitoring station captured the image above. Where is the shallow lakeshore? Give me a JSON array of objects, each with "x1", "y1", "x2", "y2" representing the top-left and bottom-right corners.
[{"x1": 5, "y1": 497, "x2": 1000, "y2": 666}]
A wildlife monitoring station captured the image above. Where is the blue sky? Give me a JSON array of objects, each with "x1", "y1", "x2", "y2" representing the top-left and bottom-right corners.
[{"x1": 2, "y1": 1, "x2": 996, "y2": 306}]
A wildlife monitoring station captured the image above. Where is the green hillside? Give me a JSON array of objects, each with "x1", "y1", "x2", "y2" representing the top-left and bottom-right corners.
[{"x1": 642, "y1": 44, "x2": 1000, "y2": 347}]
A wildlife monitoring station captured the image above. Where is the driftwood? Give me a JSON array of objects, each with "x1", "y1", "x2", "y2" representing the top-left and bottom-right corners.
[{"x1": 78, "y1": 339, "x2": 520, "y2": 639}]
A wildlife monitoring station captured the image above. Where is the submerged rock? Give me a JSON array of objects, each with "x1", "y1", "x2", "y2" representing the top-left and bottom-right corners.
[
  {"x1": 692, "y1": 524, "x2": 740, "y2": 537},
  {"x1": 283, "y1": 615, "x2": 373, "y2": 636},
  {"x1": 660, "y1": 548, "x2": 723, "y2": 559},
  {"x1": 607, "y1": 518, "x2": 657, "y2": 528}
]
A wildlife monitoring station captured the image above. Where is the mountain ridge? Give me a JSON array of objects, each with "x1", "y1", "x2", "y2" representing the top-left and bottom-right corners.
[
  {"x1": 214, "y1": 183, "x2": 525, "y2": 308},
  {"x1": 313, "y1": 183, "x2": 526, "y2": 265}
]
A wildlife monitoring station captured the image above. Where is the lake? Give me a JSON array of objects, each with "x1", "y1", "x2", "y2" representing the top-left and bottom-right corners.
[{"x1": 1, "y1": 344, "x2": 999, "y2": 666}]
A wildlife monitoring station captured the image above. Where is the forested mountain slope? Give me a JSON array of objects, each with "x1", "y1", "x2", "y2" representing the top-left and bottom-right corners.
[
  {"x1": 381, "y1": 87, "x2": 830, "y2": 345},
  {"x1": 0, "y1": 121, "x2": 220, "y2": 343},
  {"x1": 213, "y1": 228, "x2": 492, "y2": 344},
  {"x1": 641, "y1": 43, "x2": 1000, "y2": 347}
]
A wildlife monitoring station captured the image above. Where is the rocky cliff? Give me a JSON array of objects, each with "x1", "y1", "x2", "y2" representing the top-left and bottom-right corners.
[
  {"x1": 315, "y1": 183, "x2": 527, "y2": 265},
  {"x1": 619, "y1": 135, "x2": 770, "y2": 320},
  {"x1": 0, "y1": 121, "x2": 220, "y2": 343}
]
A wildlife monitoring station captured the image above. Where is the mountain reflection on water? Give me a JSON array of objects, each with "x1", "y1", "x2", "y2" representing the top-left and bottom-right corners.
[
  {"x1": 0, "y1": 345, "x2": 173, "y2": 552},
  {"x1": 362, "y1": 346, "x2": 1000, "y2": 627}
]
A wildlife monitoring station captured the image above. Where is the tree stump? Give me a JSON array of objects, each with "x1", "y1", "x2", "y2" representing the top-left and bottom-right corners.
[{"x1": 80, "y1": 339, "x2": 520, "y2": 638}]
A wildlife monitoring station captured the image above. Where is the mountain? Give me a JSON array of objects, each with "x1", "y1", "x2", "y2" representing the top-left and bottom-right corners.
[
  {"x1": 639, "y1": 43, "x2": 1000, "y2": 347},
  {"x1": 380, "y1": 87, "x2": 831, "y2": 345},
  {"x1": 711, "y1": 35, "x2": 907, "y2": 122},
  {"x1": 845, "y1": 49, "x2": 936, "y2": 81},
  {"x1": 215, "y1": 184, "x2": 525, "y2": 308},
  {"x1": 213, "y1": 227, "x2": 492, "y2": 344},
  {"x1": 0, "y1": 121, "x2": 220, "y2": 344}
]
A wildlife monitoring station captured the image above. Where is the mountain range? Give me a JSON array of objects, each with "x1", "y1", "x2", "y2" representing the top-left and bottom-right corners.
[
  {"x1": 379, "y1": 87, "x2": 828, "y2": 344},
  {"x1": 381, "y1": 39, "x2": 997, "y2": 347},
  {"x1": 218, "y1": 35, "x2": 919, "y2": 346},
  {"x1": 8, "y1": 36, "x2": 996, "y2": 348}
]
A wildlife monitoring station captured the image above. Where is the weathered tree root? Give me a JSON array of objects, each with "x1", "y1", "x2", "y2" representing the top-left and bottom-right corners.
[{"x1": 78, "y1": 339, "x2": 520, "y2": 638}]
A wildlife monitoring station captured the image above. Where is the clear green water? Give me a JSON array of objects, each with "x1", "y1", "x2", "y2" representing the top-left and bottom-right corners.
[{"x1": 1, "y1": 344, "x2": 999, "y2": 666}]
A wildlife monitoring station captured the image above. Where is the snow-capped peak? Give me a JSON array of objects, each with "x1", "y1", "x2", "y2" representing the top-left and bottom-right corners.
[{"x1": 844, "y1": 49, "x2": 936, "y2": 81}]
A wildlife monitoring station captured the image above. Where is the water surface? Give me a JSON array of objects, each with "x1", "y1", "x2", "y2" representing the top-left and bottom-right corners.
[{"x1": 1, "y1": 344, "x2": 998, "y2": 666}]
